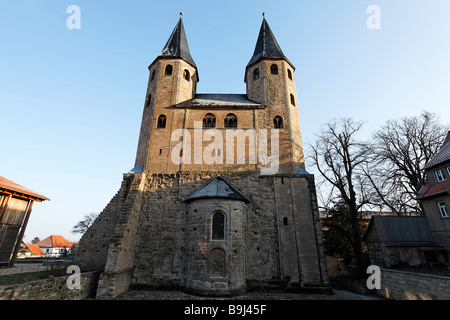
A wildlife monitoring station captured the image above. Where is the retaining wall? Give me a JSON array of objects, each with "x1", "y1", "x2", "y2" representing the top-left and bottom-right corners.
[
  {"x1": 378, "y1": 268, "x2": 450, "y2": 300},
  {"x1": 0, "y1": 271, "x2": 100, "y2": 300}
]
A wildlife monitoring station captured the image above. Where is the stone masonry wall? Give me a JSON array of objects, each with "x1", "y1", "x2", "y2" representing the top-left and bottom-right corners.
[
  {"x1": 76, "y1": 175, "x2": 134, "y2": 272},
  {"x1": 0, "y1": 271, "x2": 100, "y2": 300},
  {"x1": 378, "y1": 268, "x2": 450, "y2": 300},
  {"x1": 130, "y1": 170, "x2": 329, "y2": 294},
  {"x1": 79, "y1": 169, "x2": 329, "y2": 298}
]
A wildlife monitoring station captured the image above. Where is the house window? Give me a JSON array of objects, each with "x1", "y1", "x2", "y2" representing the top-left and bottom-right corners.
[
  {"x1": 270, "y1": 64, "x2": 278, "y2": 74},
  {"x1": 184, "y1": 69, "x2": 190, "y2": 81},
  {"x1": 212, "y1": 211, "x2": 225, "y2": 240},
  {"x1": 253, "y1": 68, "x2": 259, "y2": 81},
  {"x1": 287, "y1": 69, "x2": 292, "y2": 80},
  {"x1": 157, "y1": 115, "x2": 166, "y2": 128},
  {"x1": 273, "y1": 116, "x2": 283, "y2": 129},
  {"x1": 164, "y1": 64, "x2": 173, "y2": 76},
  {"x1": 290, "y1": 94, "x2": 295, "y2": 106},
  {"x1": 203, "y1": 113, "x2": 216, "y2": 128},
  {"x1": 224, "y1": 113, "x2": 237, "y2": 128},
  {"x1": 437, "y1": 201, "x2": 449, "y2": 218},
  {"x1": 435, "y1": 169, "x2": 447, "y2": 182}
]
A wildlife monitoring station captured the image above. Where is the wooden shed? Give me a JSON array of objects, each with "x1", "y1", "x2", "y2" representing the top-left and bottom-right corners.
[{"x1": 0, "y1": 176, "x2": 49, "y2": 266}]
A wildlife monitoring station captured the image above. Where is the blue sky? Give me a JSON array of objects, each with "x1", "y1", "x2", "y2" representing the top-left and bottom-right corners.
[{"x1": 1, "y1": 1, "x2": 449, "y2": 242}]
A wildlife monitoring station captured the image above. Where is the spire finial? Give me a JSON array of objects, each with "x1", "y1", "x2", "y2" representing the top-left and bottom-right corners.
[{"x1": 180, "y1": 12, "x2": 183, "y2": 18}]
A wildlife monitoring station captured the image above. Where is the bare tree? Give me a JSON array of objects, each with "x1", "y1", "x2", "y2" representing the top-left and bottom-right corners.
[
  {"x1": 367, "y1": 112, "x2": 448, "y2": 215},
  {"x1": 309, "y1": 118, "x2": 373, "y2": 277},
  {"x1": 72, "y1": 212, "x2": 98, "y2": 235}
]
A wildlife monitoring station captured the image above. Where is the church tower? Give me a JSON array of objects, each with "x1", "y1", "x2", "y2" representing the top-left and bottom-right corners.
[
  {"x1": 76, "y1": 14, "x2": 330, "y2": 299},
  {"x1": 135, "y1": 14, "x2": 199, "y2": 172},
  {"x1": 245, "y1": 14, "x2": 305, "y2": 174}
]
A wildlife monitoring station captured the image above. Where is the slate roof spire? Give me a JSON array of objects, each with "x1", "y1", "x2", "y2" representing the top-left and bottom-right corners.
[
  {"x1": 157, "y1": 13, "x2": 197, "y2": 68},
  {"x1": 247, "y1": 14, "x2": 294, "y2": 69}
]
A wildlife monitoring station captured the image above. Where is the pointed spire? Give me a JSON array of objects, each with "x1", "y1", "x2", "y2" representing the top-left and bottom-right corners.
[
  {"x1": 158, "y1": 14, "x2": 196, "y2": 68},
  {"x1": 247, "y1": 15, "x2": 293, "y2": 68}
]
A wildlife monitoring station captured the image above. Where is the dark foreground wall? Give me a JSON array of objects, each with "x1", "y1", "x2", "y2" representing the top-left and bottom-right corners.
[{"x1": 0, "y1": 271, "x2": 100, "y2": 300}]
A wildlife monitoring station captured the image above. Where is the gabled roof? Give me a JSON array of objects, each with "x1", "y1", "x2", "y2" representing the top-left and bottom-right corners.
[
  {"x1": 423, "y1": 131, "x2": 450, "y2": 170},
  {"x1": 36, "y1": 235, "x2": 72, "y2": 248},
  {"x1": 0, "y1": 176, "x2": 49, "y2": 201},
  {"x1": 416, "y1": 179, "x2": 450, "y2": 199},
  {"x1": 362, "y1": 216, "x2": 439, "y2": 247},
  {"x1": 246, "y1": 16, "x2": 294, "y2": 70},
  {"x1": 183, "y1": 175, "x2": 251, "y2": 203},
  {"x1": 24, "y1": 243, "x2": 46, "y2": 255},
  {"x1": 156, "y1": 16, "x2": 197, "y2": 69}
]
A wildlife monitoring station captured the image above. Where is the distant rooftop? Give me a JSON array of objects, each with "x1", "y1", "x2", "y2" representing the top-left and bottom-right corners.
[{"x1": 36, "y1": 235, "x2": 73, "y2": 248}]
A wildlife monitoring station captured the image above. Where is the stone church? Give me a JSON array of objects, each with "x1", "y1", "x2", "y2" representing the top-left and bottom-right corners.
[{"x1": 76, "y1": 14, "x2": 330, "y2": 299}]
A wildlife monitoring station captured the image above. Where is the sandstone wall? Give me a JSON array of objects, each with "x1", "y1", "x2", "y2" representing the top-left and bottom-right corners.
[
  {"x1": 0, "y1": 271, "x2": 100, "y2": 300},
  {"x1": 378, "y1": 268, "x2": 450, "y2": 300}
]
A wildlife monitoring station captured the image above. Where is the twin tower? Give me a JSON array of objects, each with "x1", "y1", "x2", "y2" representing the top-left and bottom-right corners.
[
  {"x1": 134, "y1": 14, "x2": 304, "y2": 175},
  {"x1": 76, "y1": 14, "x2": 330, "y2": 299}
]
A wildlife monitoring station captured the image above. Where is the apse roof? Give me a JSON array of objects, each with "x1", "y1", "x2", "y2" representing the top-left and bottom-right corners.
[{"x1": 183, "y1": 175, "x2": 251, "y2": 203}]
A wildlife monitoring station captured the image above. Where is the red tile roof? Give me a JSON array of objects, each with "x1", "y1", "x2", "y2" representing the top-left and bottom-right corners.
[
  {"x1": 423, "y1": 131, "x2": 450, "y2": 169},
  {"x1": 25, "y1": 243, "x2": 46, "y2": 255},
  {"x1": 417, "y1": 179, "x2": 450, "y2": 199},
  {"x1": 36, "y1": 235, "x2": 72, "y2": 248},
  {"x1": 0, "y1": 176, "x2": 49, "y2": 201}
]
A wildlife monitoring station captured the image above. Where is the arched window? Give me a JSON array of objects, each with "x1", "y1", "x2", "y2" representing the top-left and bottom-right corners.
[
  {"x1": 151, "y1": 70, "x2": 156, "y2": 82},
  {"x1": 287, "y1": 69, "x2": 292, "y2": 80},
  {"x1": 203, "y1": 113, "x2": 216, "y2": 128},
  {"x1": 270, "y1": 64, "x2": 278, "y2": 74},
  {"x1": 273, "y1": 116, "x2": 283, "y2": 129},
  {"x1": 224, "y1": 113, "x2": 237, "y2": 128},
  {"x1": 164, "y1": 64, "x2": 173, "y2": 76},
  {"x1": 212, "y1": 211, "x2": 226, "y2": 240},
  {"x1": 184, "y1": 69, "x2": 190, "y2": 81},
  {"x1": 290, "y1": 94, "x2": 295, "y2": 106},
  {"x1": 157, "y1": 115, "x2": 166, "y2": 128},
  {"x1": 253, "y1": 68, "x2": 259, "y2": 81}
]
